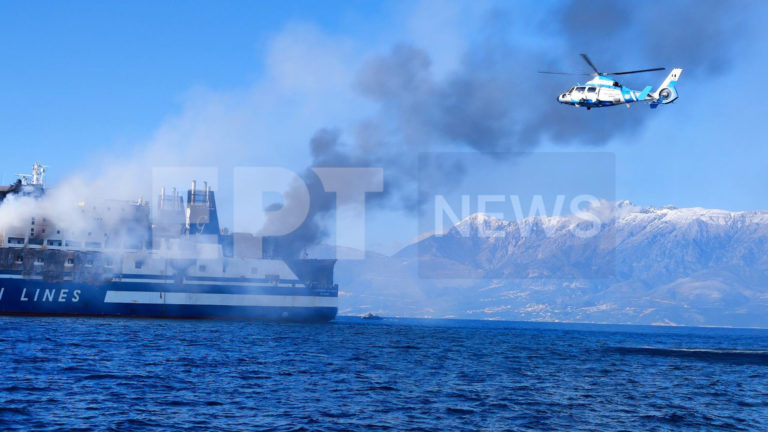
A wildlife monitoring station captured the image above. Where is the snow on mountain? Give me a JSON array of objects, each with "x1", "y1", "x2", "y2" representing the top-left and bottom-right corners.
[{"x1": 336, "y1": 204, "x2": 768, "y2": 327}]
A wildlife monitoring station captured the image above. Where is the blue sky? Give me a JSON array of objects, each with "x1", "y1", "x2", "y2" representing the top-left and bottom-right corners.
[
  {"x1": 0, "y1": 1, "x2": 386, "y2": 175},
  {"x1": 1, "y1": 1, "x2": 767, "y2": 254}
]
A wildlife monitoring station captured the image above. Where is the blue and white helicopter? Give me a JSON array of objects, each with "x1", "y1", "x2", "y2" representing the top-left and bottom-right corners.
[{"x1": 540, "y1": 54, "x2": 682, "y2": 110}]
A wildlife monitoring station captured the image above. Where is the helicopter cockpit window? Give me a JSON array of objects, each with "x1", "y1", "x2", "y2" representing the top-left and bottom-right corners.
[
  {"x1": 586, "y1": 87, "x2": 597, "y2": 93},
  {"x1": 567, "y1": 87, "x2": 575, "y2": 95},
  {"x1": 574, "y1": 86, "x2": 586, "y2": 93}
]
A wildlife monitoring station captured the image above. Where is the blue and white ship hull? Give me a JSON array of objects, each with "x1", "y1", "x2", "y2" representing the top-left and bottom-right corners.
[{"x1": 0, "y1": 272, "x2": 337, "y2": 321}]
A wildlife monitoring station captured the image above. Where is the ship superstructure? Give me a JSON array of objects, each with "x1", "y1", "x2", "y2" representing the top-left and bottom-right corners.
[{"x1": 0, "y1": 163, "x2": 337, "y2": 321}]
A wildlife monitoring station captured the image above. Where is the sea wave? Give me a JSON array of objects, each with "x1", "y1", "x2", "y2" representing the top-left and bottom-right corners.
[{"x1": 608, "y1": 346, "x2": 768, "y2": 365}]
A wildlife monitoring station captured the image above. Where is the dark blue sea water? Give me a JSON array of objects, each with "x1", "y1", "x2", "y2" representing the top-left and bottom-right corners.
[{"x1": 1, "y1": 317, "x2": 767, "y2": 431}]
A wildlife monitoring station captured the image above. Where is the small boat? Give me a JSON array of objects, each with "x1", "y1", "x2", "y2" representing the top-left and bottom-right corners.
[{"x1": 361, "y1": 312, "x2": 383, "y2": 320}]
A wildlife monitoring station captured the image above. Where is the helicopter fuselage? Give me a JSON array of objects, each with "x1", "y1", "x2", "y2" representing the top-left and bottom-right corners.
[{"x1": 557, "y1": 76, "x2": 650, "y2": 109}]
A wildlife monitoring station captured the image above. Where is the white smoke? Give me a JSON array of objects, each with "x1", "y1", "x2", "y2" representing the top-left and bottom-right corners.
[{"x1": 0, "y1": 178, "x2": 96, "y2": 235}]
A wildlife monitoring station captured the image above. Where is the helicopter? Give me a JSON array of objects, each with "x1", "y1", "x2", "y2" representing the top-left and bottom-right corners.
[{"x1": 540, "y1": 54, "x2": 682, "y2": 110}]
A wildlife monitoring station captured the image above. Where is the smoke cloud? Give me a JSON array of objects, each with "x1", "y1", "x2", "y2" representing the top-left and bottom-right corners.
[
  {"x1": 0, "y1": 0, "x2": 760, "y2": 258},
  {"x1": 260, "y1": 0, "x2": 758, "y2": 257}
]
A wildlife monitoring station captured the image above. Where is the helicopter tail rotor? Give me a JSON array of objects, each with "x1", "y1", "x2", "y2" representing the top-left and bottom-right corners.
[{"x1": 650, "y1": 68, "x2": 683, "y2": 105}]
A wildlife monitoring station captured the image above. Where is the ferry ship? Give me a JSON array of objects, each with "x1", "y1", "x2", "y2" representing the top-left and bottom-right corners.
[{"x1": 0, "y1": 163, "x2": 337, "y2": 321}]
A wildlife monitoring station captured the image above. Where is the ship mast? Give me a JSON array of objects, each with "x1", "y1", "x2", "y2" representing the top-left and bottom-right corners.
[{"x1": 17, "y1": 162, "x2": 46, "y2": 186}]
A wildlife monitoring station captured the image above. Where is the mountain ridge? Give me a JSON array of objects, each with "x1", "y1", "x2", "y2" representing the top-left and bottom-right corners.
[{"x1": 336, "y1": 203, "x2": 768, "y2": 327}]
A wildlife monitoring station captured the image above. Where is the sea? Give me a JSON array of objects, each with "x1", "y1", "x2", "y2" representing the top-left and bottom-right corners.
[{"x1": 1, "y1": 316, "x2": 767, "y2": 431}]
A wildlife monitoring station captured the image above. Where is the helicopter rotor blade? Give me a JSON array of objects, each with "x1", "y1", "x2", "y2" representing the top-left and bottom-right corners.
[
  {"x1": 580, "y1": 53, "x2": 600, "y2": 75},
  {"x1": 605, "y1": 67, "x2": 666, "y2": 76},
  {"x1": 537, "y1": 71, "x2": 593, "y2": 76}
]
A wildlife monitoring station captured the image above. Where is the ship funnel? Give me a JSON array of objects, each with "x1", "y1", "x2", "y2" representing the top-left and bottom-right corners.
[{"x1": 185, "y1": 180, "x2": 220, "y2": 238}]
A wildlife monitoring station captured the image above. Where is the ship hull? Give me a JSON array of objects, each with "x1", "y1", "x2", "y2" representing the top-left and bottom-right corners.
[{"x1": 0, "y1": 276, "x2": 337, "y2": 322}]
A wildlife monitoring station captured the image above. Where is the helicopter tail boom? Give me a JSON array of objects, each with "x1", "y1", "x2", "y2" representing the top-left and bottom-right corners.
[{"x1": 638, "y1": 85, "x2": 653, "y2": 100}]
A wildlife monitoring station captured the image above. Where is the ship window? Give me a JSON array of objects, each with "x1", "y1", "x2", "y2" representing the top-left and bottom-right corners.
[
  {"x1": 105, "y1": 258, "x2": 114, "y2": 267},
  {"x1": 15, "y1": 255, "x2": 22, "y2": 263},
  {"x1": 65, "y1": 241, "x2": 82, "y2": 248},
  {"x1": 86, "y1": 259, "x2": 94, "y2": 266},
  {"x1": 8, "y1": 237, "x2": 25, "y2": 245},
  {"x1": 42, "y1": 229, "x2": 46, "y2": 234},
  {"x1": 85, "y1": 242, "x2": 101, "y2": 249},
  {"x1": 46, "y1": 239, "x2": 62, "y2": 247},
  {"x1": 35, "y1": 257, "x2": 44, "y2": 264},
  {"x1": 135, "y1": 261, "x2": 143, "y2": 269},
  {"x1": 56, "y1": 230, "x2": 60, "y2": 235},
  {"x1": 66, "y1": 258, "x2": 74, "y2": 265},
  {"x1": 266, "y1": 274, "x2": 280, "y2": 285},
  {"x1": 250, "y1": 267, "x2": 258, "y2": 275},
  {"x1": 198, "y1": 265, "x2": 207, "y2": 272}
]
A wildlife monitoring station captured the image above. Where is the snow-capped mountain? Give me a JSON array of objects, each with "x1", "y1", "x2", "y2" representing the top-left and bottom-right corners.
[{"x1": 336, "y1": 203, "x2": 768, "y2": 328}]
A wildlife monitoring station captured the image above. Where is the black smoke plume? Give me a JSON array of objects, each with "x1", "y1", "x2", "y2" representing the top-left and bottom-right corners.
[{"x1": 263, "y1": 0, "x2": 755, "y2": 258}]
